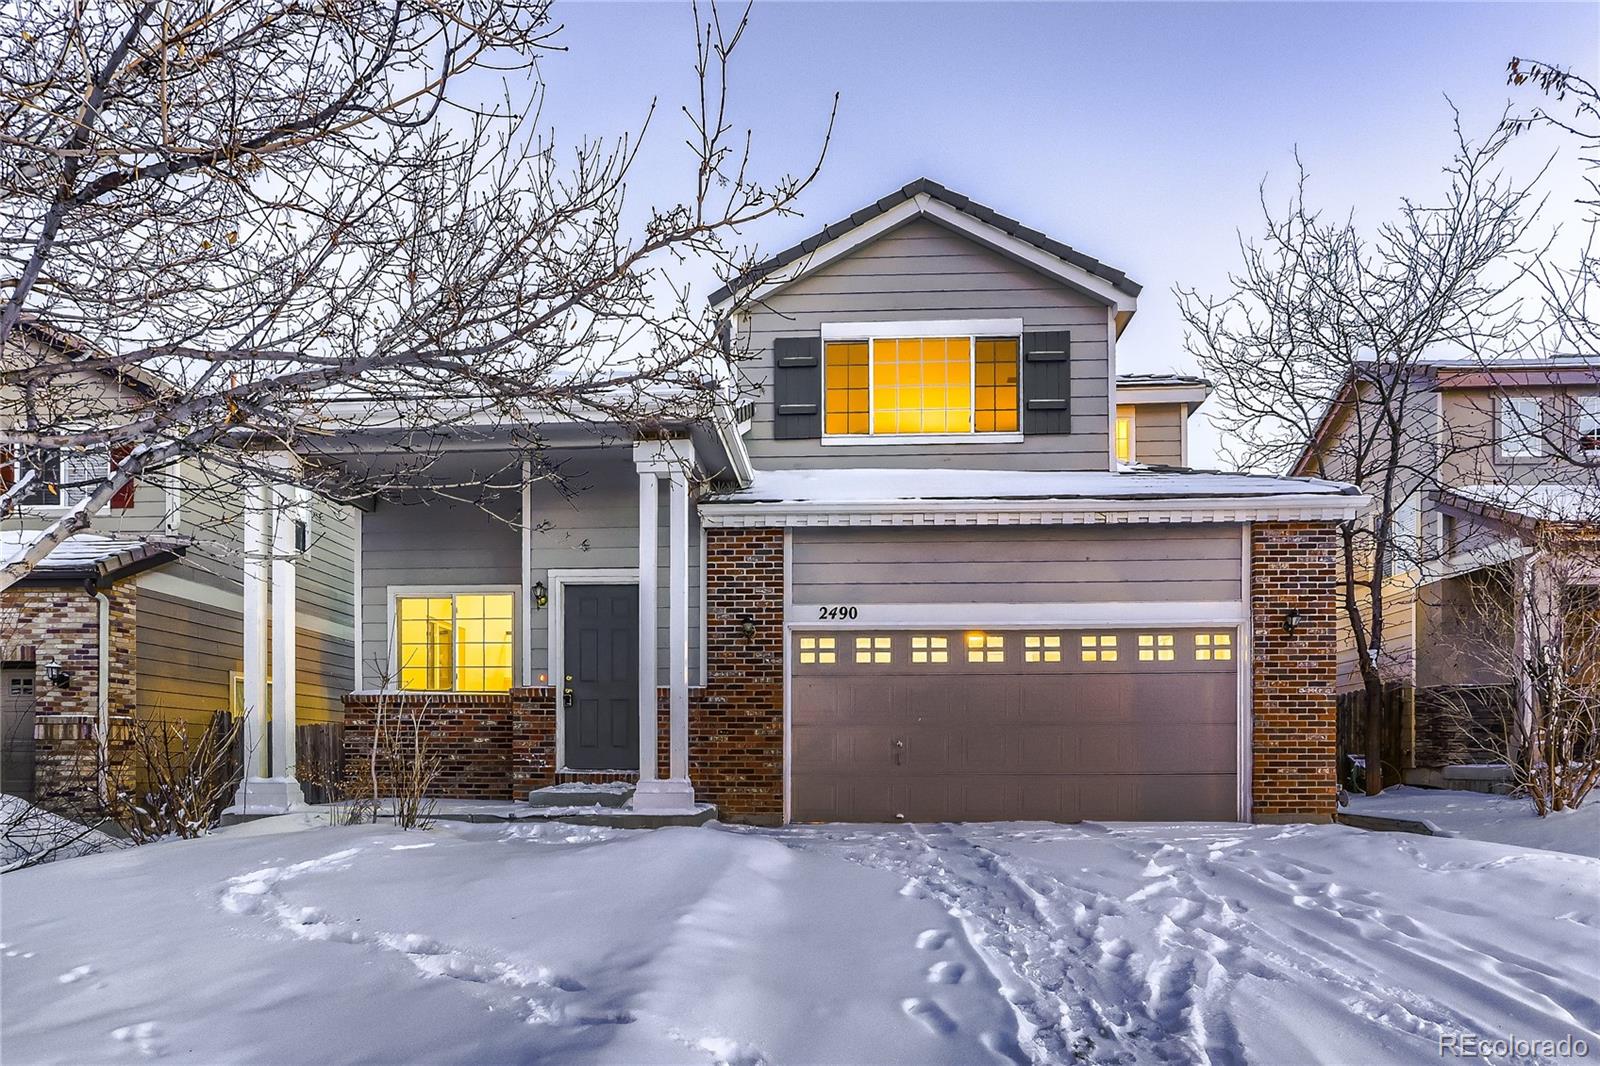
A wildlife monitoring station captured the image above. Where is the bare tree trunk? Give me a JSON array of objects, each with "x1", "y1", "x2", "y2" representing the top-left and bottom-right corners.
[{"x1": 1362, "y1": 668, "x2": 1386, "y2": 795}]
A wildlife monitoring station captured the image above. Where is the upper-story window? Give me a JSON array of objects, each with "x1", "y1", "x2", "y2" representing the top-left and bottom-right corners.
[
  {"x1": 1114, "y1": 405, "x2": 1136, "y2": 462},
  {"x1": 822, "y1": 334, "x2": 1019, "y2": 437},
  {"x1": 1498, "y1": 396, "x2": 1544, "y2": 460},
  {"x1": 1576, "y1": 395, "x2": 1600, "y2": 456},
  {"x1": 2, "y1": 447, "x2": 112, "y2": 507}
]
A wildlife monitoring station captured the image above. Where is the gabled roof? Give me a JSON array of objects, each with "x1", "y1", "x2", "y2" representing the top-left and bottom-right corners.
[
  {"x1": 1115, "y1": 373, "x2": 1212, "y2": 413},
  {"x1": 7, "y1": 317, "x2": 174, "y2": 399},
  {"x1": 709, "y1": 178, "x2": 1141, "y2": 313},
  {"x1": 0, "y1": 531, "x2": 188, "y2": 588},
  {"x1": 1435, "y1": 483, "x2": 1600, "y2": 530}
]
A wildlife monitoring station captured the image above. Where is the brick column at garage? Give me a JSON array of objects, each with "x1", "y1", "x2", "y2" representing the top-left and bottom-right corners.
[
  {"x1": 686, "y1": 527, "x2": 785, "y2": 825},
  {"x1": 1250, "y1": 521, "x2": 1340, "y2": 822}
]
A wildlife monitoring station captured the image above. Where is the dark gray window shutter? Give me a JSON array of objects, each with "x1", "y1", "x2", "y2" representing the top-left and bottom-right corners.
[
  {"x1": 1022, "y1": 330, "x2": 1071, "y2": 435},
  {"x1": 772, "y1": 336, "x2": 822, "y2": 439}
]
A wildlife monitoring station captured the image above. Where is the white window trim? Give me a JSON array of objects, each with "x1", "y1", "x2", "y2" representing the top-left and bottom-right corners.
[
  {"x1": 1497, "y1": 396, "x2": 1545, "y2": 461},
  {"x1": 14, "y1": 445, "x2": 112, "y2": 513},
  {"x1": 386, "y1": 584, "x2": 521, "y2": 694},
  {"x1": 819, "y1": 318, "x2": 1025, "y2": 441},
  {"x1": 1575, "y1": 394, "x2": 1600, "y2": 456}
]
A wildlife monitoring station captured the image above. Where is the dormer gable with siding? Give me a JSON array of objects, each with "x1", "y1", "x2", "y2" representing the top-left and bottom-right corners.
[{"x1": 713, "y1": 180, "x2": 1141, "y2": 472}]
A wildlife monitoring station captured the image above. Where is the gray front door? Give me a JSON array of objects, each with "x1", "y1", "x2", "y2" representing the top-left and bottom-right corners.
[
  {"x1": 563, "y1": 585, "x2": 639, "y2": 770},
  {"x1": 2, "y1": 666, "x2": 37, "y2": 798}
]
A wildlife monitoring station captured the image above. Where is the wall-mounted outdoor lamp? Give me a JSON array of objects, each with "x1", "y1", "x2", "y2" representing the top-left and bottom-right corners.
[
  {"x1": 739, "y1": 614, "x2": 757, "y2": 641},
  {"x1": 41, "y1": 659, "x2": 72, "y2": 688},
  {"x1": 1284, "y1": 609, "x2": 1304, "y2": 637},
  {"x1": 532, "y1": 581, "x2": 548, "y2": 609}
]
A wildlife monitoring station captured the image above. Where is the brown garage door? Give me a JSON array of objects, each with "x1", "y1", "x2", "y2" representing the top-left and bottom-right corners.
[{"x1": 791, "y1": 627, "x2": 1238, "y2": 822}]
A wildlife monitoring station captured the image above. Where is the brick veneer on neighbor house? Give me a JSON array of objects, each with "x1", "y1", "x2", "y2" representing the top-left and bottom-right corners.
[
  {"x1": 1250, "y1": 521, "x2": 1340, "y2": 822},
  {"x1": 0, "y1": 586, "x2": 138, "y2": 811}
]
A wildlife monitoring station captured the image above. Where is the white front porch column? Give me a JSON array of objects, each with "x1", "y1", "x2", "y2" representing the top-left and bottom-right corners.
[
  {"x1": 631, "y1": 438, "x2": 697, "y2": 813},
  {"x1": 231, "y1": 478, "x2": 306, "y2": 812},
  {"x1": 239, "y1": 484, "x2": 270, "y2": 782},
  {"x1": 635, "y1": 464, "x2": 659, "y2": 783}
]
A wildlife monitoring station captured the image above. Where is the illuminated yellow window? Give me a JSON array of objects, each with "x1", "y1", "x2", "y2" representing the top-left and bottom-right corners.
[
  {"x1": 975, "y1": 338, "x2": 1020, "y2": 432},
  {"x1": 872, "y1": 337, "x2": 973, "y2": 435},
  {"x1": 1195, "y1": 632, "x2": 1233, "y2": 661},
  {"x1": 1138, "y1": 633, "x2": 1176, "y2": 662},
  {"x1": 965, "y1": 632, "x2": 1005, "y2": 663},
  {"x1": 1115, "y1": 405, "x2": 1136, "y2": 463},
  {"x1": 1080, "y1": 634, "x2": 1119, "y2": 662},
  {"x1": 911, "y1": 635, "x2": 949, "y2": 663},
  {"x1": 397, "y1": 592, "x2": 514, "y2": 692},
  {"x1": 798, "y1": 635, "x2": 836, "y2": 664},
  {"x1": 855, "y1": 635, "x2": 892, "y2": 664},
  {"x1": 1024, "y1": 634, "x2": 1061, "y2": 663},
  {"x1": 823, "y1": 342, "x2": 870, "y2": 435}
]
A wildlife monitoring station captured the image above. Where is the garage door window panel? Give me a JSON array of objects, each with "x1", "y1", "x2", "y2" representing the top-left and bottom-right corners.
[
  {"x1": 965, "y1": 632, "x2": 1005, "y2": 663},
  {"x1": 855, "y1": 635, "x2": 893, "y2": 664},
  {"x1": 1194, "y1": 632, "x2": 1233, "y2": 661}
]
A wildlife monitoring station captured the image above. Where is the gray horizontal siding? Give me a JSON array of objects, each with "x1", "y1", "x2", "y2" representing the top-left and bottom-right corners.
[
  {"x1": 358, "y1": 447, "x2": 700, "y2": 688},
  {"x1": 792, "y1": 525, "x2": 1242, "y2": 606},
  {"x1": 738, "y1": 217, "x2": 1113, "y2": 471},
  {"x1": 1131, "y1": 403, "x2": 1185, "y2": 467}
]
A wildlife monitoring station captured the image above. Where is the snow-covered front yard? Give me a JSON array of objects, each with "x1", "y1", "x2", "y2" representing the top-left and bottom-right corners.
[
  {"x1": 2, "y1": 818, "x2": 1596, "y2": 1065},
  {"x1": 1345, "y1": 785, "x2": 1600, "y2": 859}
]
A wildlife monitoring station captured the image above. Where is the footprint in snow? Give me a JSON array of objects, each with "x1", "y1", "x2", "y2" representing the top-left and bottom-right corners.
[
  {"x1": 697, "y1": 1035, "x2": 766, "y2": 1066},
  {"x1": 914, "y1": 929, "x2": 950, "y2": 950},
  {"x1": 57, "y1": 964, "x2": 95, "y2": 984},
  {"x1": 112, "y1": 1021, "x2": 163, "y2": 1057},
  {"x1": 926, "y1": 961, "x2": 966, "y2": 985},
  {"x1": 899, "y1": 879, "x2": 930, "y2": 899},
  {"x1": 901, "y1": 997, "x2": 958, "y2": 1036}
]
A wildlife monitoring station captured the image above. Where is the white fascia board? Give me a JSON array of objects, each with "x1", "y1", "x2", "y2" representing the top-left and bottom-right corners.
[
  {"x1": 820, "y1": 318, "x2": 1025, "y2": 341},
  {"x1": 699, "y1": 493, "x2": 1370, "y2": 527},
  {"x1": 712, "y1": 194, "x2": 1137, "y2": 318},
  {"x1": 1115, "y1": 385, "x2": 1211, "y2": 408},
  {"x1": 786, "y1": 600, "x2": 1245, "y2": 629}
]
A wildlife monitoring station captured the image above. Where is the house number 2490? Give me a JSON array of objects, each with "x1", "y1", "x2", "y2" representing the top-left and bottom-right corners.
[{"x1": 817, "y1": 605, "x2": 858, "y2": 621}]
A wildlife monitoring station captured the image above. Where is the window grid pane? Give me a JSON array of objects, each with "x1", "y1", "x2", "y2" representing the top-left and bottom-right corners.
[
  {"x1": 1115, "y1": 405, "x2": 1135, "y2": 463},
  {"x1": 871, "y1": 337, "x2": 973, "y2": 435},
  {"x1": 799, "y1": 635, "x2": 837, "y2": 664},
  {"x1": 1138, "y1": 633, "x2": 1176, "y2": 662},
  {"x1": 456, "y1": 593, "x2": 515, "y2": 692},
  {"x1": 855, "y1": 635, "x2": 892, "y2": 664},
  {"x1": 1081, "y1": 634, "x2": 1119, "y2": 663},
  {"x1": 1024, "y1": 634, "x2": 1061, "y2": 663},
  {"x1": 911, "y1": 635, "x2": 949, "y2": 664},
  {"x1": 824, "y1": 342, "x2": 871, "y2": 435},
  {"x1": 1195, "y1": 632, "x2": 1233, "y2": 661},
  {"x1": 974, "y1": 338, "x2": 1019, "y2": 433},
  {"x1": 397, "y1": 596, "x2": 455, "y2": 690},
  {"x1": 965, "y1": 632, "x2": 1004, "y2": 663}
]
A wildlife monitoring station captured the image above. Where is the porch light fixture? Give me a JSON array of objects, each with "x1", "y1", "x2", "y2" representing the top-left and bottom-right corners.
[
  {"x1": 41, "y1": 659, "x2": 71, "y2": 688},
  {"x1": 739, "y1": 614, "x2": 757, "y2": 641},
  {"x1": 532, "y1": 581, "x2": 548, "y2": 609},
  {"x1": 1284, "y1": 609, "x2": 1303, "y2": 637}
]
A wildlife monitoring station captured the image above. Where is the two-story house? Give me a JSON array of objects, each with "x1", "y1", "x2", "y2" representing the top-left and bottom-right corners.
[
  {"x1": 1292, "y1": 354, "x2": 1600, "y2": 786},
  {"x1": 332, "y1": 179, "x2": 1364, "y2": 826},
  {"x1": 1, "y1": 319, "x2": 357, "y2": 808}
]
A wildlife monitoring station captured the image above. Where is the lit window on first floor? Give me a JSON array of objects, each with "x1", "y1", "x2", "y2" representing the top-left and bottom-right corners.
[
  {"x1": 396, "y1": 592, "x2": 515, "y2": 692},
  {"x1": 1080, "y1": 634, "x2": 1118, "y2": 662},
  {"x1": 1195, "y1": 632, "x2": 1233, "y2": 661},
  {"x1": 1138, "y1": 634, "x2": 1176, "y2": 662},
  {"x1": 798, "y1": 635, "x2": 836, "y2": 664}
]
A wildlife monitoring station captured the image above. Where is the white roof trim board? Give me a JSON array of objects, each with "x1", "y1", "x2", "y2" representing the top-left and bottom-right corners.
[{"x1": 699, "y1": 468, "x2": 1367, "y2": 527}]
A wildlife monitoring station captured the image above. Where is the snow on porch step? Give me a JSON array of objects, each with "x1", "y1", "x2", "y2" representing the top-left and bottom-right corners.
[{"x1": 528, "y1": 781, "x2": 635, "y2": 808}]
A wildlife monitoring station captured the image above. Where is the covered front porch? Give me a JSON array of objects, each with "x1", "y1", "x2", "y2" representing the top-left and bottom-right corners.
[{"x1": 326, "y1": 416, "x2": 763, "y2": 818}]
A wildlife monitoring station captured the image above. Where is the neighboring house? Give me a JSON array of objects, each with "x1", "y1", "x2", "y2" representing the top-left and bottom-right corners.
[
  {"x1": 0, "y1": 321, "x2": 357, "y2": 809},
  {"x1": 336, "y1": 179, "x2": 1364, "y2": 826},
  {"x1": 1291, "y1": 355, "x2": 1600, "y2": 785}
]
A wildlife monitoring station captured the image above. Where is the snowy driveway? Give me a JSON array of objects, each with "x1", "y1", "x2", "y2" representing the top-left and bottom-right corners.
[{"x1": 1, "y1": 819, "x2": 1596, "y2": 1065}]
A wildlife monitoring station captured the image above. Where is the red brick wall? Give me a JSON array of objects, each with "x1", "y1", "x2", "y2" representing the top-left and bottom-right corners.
[
  {"x1": 343, "y1": 688, "x2": 557, "y2": 800},
  {"x1": 1251, "y1": 521, "x2": 1340, "y2": 822},
  {"x1": 685, "y1": 527, "x2": 785, "y2": 824}
]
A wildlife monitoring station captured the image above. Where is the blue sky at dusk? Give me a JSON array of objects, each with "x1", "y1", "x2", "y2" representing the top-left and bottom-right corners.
[{"x1": 503, "y1": 2, "x2": 1598, "y2": 462}]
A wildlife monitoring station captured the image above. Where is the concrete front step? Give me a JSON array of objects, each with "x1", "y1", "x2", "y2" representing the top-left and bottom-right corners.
[{"x1": 527, "y1": 782, "x2": 635, "y2": 809}]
